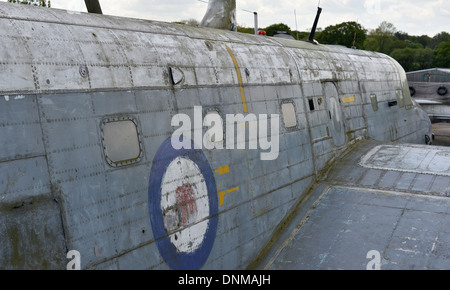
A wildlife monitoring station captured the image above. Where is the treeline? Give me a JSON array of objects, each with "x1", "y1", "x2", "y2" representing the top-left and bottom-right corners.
[{"x1": 238, "y1": 21, "x2": 450, "y2": 72}]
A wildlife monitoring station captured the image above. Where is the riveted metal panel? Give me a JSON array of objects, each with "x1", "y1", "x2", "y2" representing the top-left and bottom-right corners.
[
  {"x1": 91, "y1": 90, "x2": 137, "y2": 116},
  {"x1": 0, "y1": 157, "x2": 50, "y2": 208},
  {"x1": 0, "y1": 94, "x2": 44, "y2": 162},
  {"x1": 0, "y1": 154, "x2": 65, "y2": 269},
  {"x1": 0, "y1": 2, "x2": 436, "y2": 270},
  {"x1": 0, "y1": 198, "x2": 66, "y2": 269}
]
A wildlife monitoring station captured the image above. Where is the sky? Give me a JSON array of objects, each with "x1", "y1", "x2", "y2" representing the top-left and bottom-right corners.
[{"x1": 3, "y1": 0, "x2": 450, "y2": 37}]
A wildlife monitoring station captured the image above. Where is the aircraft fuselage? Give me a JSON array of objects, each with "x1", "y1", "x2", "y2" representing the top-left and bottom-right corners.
[{"x1": 0, "y1": 3, "x2": 432, "y2": 269}]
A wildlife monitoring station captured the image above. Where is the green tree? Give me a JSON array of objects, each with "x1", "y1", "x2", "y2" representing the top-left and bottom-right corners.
[
  {"x1": 433, "y1": 39, "x2": 450, "y2": 68},
  {"x1": 390, "y1": 47, "x2": 419, "y2": 72},
  {"x1": 8, "y1": 0, "x2": 51, "y2": 7},
  {"x1": 415, "y1": 48, "x2": 434, "y2": 70},
  {"x1": 291, "y1": 30, "x2": 309, "y2": 41},
  {"x1": 406, "y1": 42, "x2": 423, "y2": 49},
  {"x1": 263, "y1": 23, "x2": 293, "y2": 37},
  {"x1": 176, "y1": 19, "x2": 200, "y2": 27},
  {"x1": 429, "y1": 32, "x2": 450, "y2": 49},
  {"x1": 391, "y1": 39, "x2": 408, "y2": 51},
  {"x1": 363, "y1": 37, "x2": 379, "y2": 52},
  {"x1": 366, "y1": 21, "x2": 397, "y2": 54},
  {"x1": 409, "y1": 35, "x2": 432, "y2": 49},
  {"x1": 316, "y1": 21, "x2": 367, "y2": 49},
  {"x1": 237, "y1": 26, "x2": 255, "y2": 34},
  {"x1": 394, "y1": 31, "x2": 409, "y2": 41}
]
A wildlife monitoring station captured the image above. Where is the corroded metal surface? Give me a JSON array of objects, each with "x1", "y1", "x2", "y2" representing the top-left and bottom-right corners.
[
  {"x1": 0, "y1": 3, "x2": 437, "y2": 269},
  {"x1": 258, "y1": 139, "x2": 450, "y2": 270},
  {"x1": 265, "y1": 186, "x2": 450, "y2": 270}
]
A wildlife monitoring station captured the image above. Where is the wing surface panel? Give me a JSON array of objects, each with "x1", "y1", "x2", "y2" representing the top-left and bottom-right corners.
[{"x1": 257, "y1": 139, "x2": 450, "y2": 270}]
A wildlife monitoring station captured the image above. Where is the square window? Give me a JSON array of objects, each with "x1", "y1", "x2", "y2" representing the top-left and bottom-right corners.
[
  {"x1": 102, "y1": 118, "x2": 142, "y2": 167},
  {"x1": 281, "y1": 102, "x2": 297, "y2": 128}
]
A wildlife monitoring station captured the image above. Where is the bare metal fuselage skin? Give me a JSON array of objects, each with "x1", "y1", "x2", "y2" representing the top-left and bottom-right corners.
[{"x1": 0, "y1": 4, "x2": 433, "y2": 269}]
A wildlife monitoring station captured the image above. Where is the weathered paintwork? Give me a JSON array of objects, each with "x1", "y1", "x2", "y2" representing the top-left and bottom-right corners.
[
  {"x1": 256, "y1": 139, "x2": 450, "y2": 270},
  {"x1": 0, "y1": 3, "x2": 434, "y2": 269}
]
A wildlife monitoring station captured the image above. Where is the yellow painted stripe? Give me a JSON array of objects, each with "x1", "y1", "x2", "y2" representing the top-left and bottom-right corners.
[
  {"x1": 342, "y1": 96, "x2": 355, "y2": 103},
  {"x1": 225, "y1": 45, "x2": 248, "y2": 113},
  {"x1": 215, "y1": 165, "x2": 230, "y2": 175},
  {"x1": 218, "y1": 183, "x2": 239, "y2": 207},
  {"x1": 218, "y1": 182, "x2": 226, "y2": 206},
  {"x1": 226, "y1": 187, "x2": 239, "y2": 194}
]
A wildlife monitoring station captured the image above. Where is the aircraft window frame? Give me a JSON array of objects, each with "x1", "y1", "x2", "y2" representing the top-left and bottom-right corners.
[
  {"x1": 397, "y1": 65, "x2": 414, "y2": 110},
  {"x1": 370, "y1": 94, "x2": 378, "y2": 112},
  {"x1": 101, "y1": 116, "x2": 143, "y2": 168},
  {"x1": 281, "y1": 101, "x2": 298, "y2": 129}
]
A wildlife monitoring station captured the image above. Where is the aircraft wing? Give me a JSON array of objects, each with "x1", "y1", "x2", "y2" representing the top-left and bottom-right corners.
[
  {"x1": 415, "y1": 99, "x2": 450, "y2": 122},
  {"x1": 254, "y1": 139, "x2": 450, "y2": 270},
  {"x1": 415, "y1": 99, "x2": 443, "y2": 105}
]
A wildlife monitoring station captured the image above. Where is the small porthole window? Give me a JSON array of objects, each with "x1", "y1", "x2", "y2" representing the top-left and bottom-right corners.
[
  {"x1": 281, "y1": 102, "x2": 297, "y2": 129},
  {"x1": 101, "y1": 116, "x2": 143, "y2": 167}
]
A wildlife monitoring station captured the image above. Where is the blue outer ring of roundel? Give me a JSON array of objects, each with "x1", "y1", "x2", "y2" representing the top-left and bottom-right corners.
[{"x1": 148, "y1": 137, "x2": 218, "y2": 270}]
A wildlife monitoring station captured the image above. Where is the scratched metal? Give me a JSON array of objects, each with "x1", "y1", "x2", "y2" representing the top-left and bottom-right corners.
[
  {"x1": 0, "y1": 3, "x2": 435, "y2": 269},
  {"x1": 261, "y1": 139, "x2": 450, "y2": 270}
]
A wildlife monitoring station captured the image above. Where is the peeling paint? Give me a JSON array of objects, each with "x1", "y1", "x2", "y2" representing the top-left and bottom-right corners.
[{"x1": 0, "y1": 1, "x2": 442, "y2": 270}]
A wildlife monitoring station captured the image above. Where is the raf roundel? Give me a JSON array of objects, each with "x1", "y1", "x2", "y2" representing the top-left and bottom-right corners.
[{"x1": 148, "y1": 137, "x2": 218, "y2": 270}]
